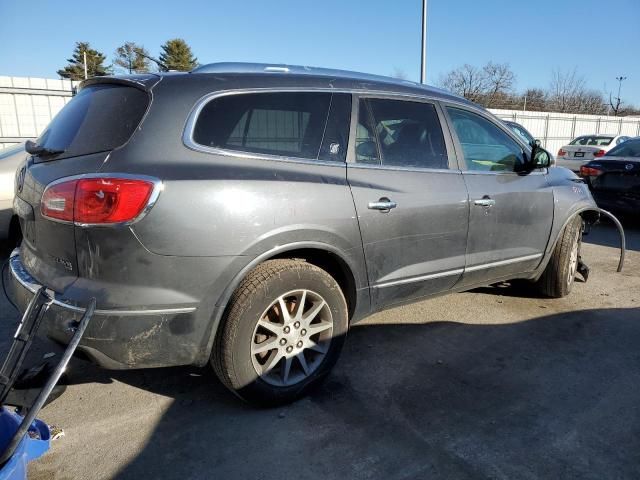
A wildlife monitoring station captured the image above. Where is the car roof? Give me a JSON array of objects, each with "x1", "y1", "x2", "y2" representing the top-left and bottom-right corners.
[{"x1": 165, "y1": 62, "x2": 475, "y2": 105}]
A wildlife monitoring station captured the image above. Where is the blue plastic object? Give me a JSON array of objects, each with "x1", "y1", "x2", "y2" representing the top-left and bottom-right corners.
[{"x1": 0, "y1": 407, "x2": 50, "y2": 480}]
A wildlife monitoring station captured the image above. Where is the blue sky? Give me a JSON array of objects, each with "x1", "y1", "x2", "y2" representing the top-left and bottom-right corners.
[{"x1": 1, "y1": 0, "x2": 639, "y2": 105}]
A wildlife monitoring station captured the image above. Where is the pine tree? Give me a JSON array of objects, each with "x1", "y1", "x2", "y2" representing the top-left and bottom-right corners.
[
  {"x1": 158, "y1": 39, "x2": 198, "y2": 72},
  {"x1": 114, "y1": 42, "x2": 150, "y2": 74},
  {"x1": 57, "y1": 42, "x2": 110, "y2": 80}
]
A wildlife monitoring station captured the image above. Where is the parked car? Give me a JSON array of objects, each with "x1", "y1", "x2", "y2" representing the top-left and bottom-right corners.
[
  {"x1": 8, "y1": 63, "x2": 599, "y2": 405},
  {"x1": 504, "y1": 120, "x2": 535, "y2": 144},
  {"x1": 556, "y1": 134, "x2": 631, "y2": 172},
  {"x1": 0, "y1": 143, "x2": 26, "y2": 247},
  {"x1": 579, "y1": 136, "x2": 640, "y2": 215},
  {"x1": 503, "y1": 120, "x2": 555, "y2": 165}
]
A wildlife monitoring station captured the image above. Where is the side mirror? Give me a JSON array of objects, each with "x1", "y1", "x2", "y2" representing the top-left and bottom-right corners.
[{"x1": 529, "y1": 139, "x2": 551, "y2": 169}]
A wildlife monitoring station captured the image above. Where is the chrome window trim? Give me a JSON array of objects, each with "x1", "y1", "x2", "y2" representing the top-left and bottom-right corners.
[
  {"x1": 461, "y1": 169, "x2": 547, "y2": 176},
  {"x1": 182, "y1": 87, "x2": 477, "y2": 167},
  {"x1": 348, "y1": 163, "x2": 461, "y2": 174},
  {"x1": 348, "y1": 93, "x2": 459, "y2": 171},
  {"x1": 9, "y1": 252, "x2": 196, "y2": 316},
  {"x1": 372, "y1": 253, "x2": 543, "y2": 289},
  {"x1": 40, "y1": 173, "x2": 163, "y2": 228}
]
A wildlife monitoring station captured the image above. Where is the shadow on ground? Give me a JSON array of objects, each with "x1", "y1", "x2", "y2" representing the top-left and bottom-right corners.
[
  {"x1": 585, "y1": 216, "x2": 640, "y2": 252},
  {"x1": 52, "y1": 306, "x2": 640, "y2": 480}
]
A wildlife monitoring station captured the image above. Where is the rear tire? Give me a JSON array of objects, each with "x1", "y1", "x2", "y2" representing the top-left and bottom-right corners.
[
  {"x1": 537, "y1": 216, "x2": 583, "y2": 298},
  {"x1": 211, "y1": 259, "x2": 348, "y2": 406}
]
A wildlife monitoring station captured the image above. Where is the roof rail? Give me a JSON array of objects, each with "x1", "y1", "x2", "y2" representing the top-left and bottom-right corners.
[{"x1": 190, "y1": 62, "x2": 421, "y2": 86}]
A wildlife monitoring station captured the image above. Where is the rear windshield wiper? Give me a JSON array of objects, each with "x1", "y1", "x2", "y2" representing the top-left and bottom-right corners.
[{"x1": 25, "y1": 140, "x2": 65, "y2": 157}]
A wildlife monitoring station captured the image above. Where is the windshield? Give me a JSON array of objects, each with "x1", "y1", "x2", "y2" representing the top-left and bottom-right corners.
[
  {"x1": 35, "y1": 84, "x2": 149, "y2": 161},
  {"x1": 569, "y1": 136, "x2": 613, "y2": 146},
  {"x1": 605, "y1": 138, "x2": 640, "y2": 157}
]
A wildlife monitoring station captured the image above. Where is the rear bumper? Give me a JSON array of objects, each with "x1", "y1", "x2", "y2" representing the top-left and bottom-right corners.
[{"x1": 7, "y1": 250, "x2": 204, "y2": 369}]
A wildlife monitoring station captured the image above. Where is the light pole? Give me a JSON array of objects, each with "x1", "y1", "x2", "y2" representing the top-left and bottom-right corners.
[{"x1": 420, "y1": 0, "x2": 427, "y2": 84}]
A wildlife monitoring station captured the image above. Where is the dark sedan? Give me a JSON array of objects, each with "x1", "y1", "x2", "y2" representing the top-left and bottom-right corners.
[{"x1": 580, "y1": 137, "x2": 640, "y2": 215}]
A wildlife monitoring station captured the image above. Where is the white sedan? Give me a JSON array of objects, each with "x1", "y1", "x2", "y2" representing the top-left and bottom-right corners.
[
  {"x1": 556, "y1": 134, "x2": 631, "y2": 172},
  {"x1": 0, "y1": 143, "x2": 26, "y2": 246}
]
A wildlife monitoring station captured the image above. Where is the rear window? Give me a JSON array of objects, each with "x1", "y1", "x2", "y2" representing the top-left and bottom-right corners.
[
  {"x1": 570, "y1": 136, "x2": 613, "y2": 146},
  {"x1": 192, "y1": 92, "x2": 349, "y2": 161},
  {"x1": 35, "y1": 84, "x2": 148, "y2": 161},
  {"x1": 605, "y1": 138, "x2": 640, "y2": 157}
]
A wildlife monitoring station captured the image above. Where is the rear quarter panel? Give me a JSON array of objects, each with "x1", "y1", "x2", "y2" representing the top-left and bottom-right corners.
[{"x1": 100, "y1": 75, "x2": 368, "y2": 298}]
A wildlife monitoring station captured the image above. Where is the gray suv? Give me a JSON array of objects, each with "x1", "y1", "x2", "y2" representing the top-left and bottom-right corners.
[{"x1": 8, "y1": 63, "x2": 599, "y2": 405}]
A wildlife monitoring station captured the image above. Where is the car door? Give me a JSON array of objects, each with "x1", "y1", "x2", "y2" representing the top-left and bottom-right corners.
[
  {"x1": 347, "y1": 95, "x2": 469, "y2": 309},
  {"x1": 442, "y1": 104, "x2": 554, "y2": 287}
]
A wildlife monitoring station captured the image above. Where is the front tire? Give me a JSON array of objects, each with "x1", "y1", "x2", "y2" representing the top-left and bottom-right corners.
[
  {"x1": 537, "y1": 216, "x2": 583, "y2": 298},
  {"x1": 212, "y1": 259, "x2": 348, "y2": 406}
]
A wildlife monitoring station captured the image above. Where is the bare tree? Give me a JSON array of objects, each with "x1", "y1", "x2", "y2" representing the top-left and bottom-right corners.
[
  {"x1": 578, "y1": 90, "x2": 607, "y2": 115},
  {"x1": 523, "y1": 88, "x2": 547, "y2": 111},
  {"x1": 609, "y1": 92, "x2": 623, "y2": 116},
  {"x1": 483, "y1": 62, "x2": 515, "y2": 107},
  {"x1": 438, "y1": 64, "x2": 488, "y2": 102},
  {"x1": 548, "y1": 68, "x2": 588, "y2": 113},
  {"x1": 114, "y1": 42, "x2": 150, "y2": 74}
]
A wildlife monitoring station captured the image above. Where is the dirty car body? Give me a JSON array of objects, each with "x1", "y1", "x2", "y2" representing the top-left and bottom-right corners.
[{"x1": 7, "y1": 63, "x2": 599, "y2": 373}]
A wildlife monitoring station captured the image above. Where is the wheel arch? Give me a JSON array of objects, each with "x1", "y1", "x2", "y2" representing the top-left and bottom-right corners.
[
  {"x1": 533, "y1": 206, "x2": 600, "y2": 281},
  {"x1": 198, "y1": 241, "x2": 366, "y2": 366}
]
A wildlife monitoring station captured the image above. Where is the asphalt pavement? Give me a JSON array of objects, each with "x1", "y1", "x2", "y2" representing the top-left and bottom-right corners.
[{"x1": 0, "y1": 220, "x2": 638, "y2": 480}]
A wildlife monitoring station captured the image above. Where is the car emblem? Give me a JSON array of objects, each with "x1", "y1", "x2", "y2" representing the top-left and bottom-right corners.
[
  {"x1": 625, "y1": 163, "x2": 634, "y2": 171},
  {"x1": 16, "y1": 165, "x2": 26, "y2": 193}
]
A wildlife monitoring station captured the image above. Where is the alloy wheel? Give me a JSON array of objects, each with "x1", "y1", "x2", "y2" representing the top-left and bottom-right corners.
[{"x1": 251, "y1": 289, "x2": 333, "y2": 387}]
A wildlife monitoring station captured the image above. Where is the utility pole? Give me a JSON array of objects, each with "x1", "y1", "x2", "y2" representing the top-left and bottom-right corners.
[
  {"x1": 83, "y1": 51, "x2": 88, "y2": 80},
  {"x1": 420, "y1": 0, "x2": 427, "y2": 84},
  {"x1": 609, "y1": 75, "x2": 627, "y2": 116}
]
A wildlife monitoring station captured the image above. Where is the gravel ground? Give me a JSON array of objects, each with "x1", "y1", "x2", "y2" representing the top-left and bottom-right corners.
[{"x1": 0, "y1": 220, "x2": 638, "y2": 480}]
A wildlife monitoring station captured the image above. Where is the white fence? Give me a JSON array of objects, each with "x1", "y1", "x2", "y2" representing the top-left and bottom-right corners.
[
  {"x1": 1, "y1": 76, "x2": 640, "y2": 155},
  {"x1": 490, "y1": 108, "x2": 640, "y2": 155},
  {"x1": 0, "y1": 76, "x2": 77, "y2": 149}
]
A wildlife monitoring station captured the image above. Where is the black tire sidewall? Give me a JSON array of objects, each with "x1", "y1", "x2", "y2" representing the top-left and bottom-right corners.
[{"x1": 225, "y1": 264, "x2": 347, "y2": 405}]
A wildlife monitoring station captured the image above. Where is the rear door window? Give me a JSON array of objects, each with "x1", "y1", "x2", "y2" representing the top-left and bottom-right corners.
[
  {"x1": 570, "y1": 136, "x2": 614, "y2": 146},
  {"x1": 35, "y1": 84, "x2": 149, "y2": 162},
  {"x1": 355, "y1": 98, "x2": 449, "y2": 169},
  {"x1": 193, "y1": 92, "x2": 350, "y2": 161}
]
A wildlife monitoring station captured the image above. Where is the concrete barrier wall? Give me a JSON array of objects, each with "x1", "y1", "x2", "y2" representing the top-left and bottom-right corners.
[{"x1": 0, "y1": 76, "x2": 77, "y2": 149}]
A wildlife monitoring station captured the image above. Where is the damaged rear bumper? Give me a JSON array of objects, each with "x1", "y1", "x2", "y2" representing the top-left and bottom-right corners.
[{"x1": 6, "y1": 251, "x2": 203, "y2": 369}]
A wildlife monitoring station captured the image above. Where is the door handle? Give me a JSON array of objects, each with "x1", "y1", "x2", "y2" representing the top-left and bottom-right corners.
[
  {"x1": 474, "y1": 197, "x2": 496, "y2": 207},
  {"x1": 368, "y1": 198, "x2": 397, "y2": 212}
]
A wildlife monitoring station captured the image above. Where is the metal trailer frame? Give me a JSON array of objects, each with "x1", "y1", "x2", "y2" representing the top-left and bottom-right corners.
[{"x1": 0, "y1": 290, "x2": 95, "y2": 466}]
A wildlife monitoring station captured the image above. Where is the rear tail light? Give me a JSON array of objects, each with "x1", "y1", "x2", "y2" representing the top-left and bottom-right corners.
[
  {"x1": 558, "y1": 148, "x2": 567, "y2": 157},
  {"x1": 579, "y1": 165, "x2": 603, "y2": 177},
  {"x1": 41, "y1": 176, "x2": 158, "y2": 225},
  {"x1": 594, "y1": 149, "x2": 606, "y2": 157}
]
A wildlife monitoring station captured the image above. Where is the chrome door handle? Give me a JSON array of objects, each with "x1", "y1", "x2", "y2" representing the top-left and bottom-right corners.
[
  {"x1": 474, "y1": 198, "x2": 496, "y2": 207},
  {"x1": 368, "y1": 199, "x2": 397, "y2": 211}
]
